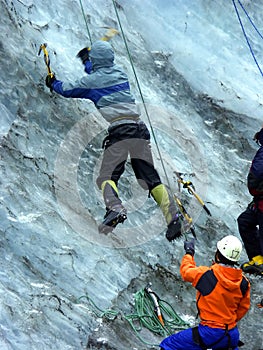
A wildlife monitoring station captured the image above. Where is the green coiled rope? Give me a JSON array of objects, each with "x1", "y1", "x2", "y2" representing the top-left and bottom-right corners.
[{"x1": 76, "y1": 287, "x2": 189, "y2": 347}]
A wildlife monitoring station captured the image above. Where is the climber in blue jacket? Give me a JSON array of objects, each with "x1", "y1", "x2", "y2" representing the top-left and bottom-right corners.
[{"x1": 45, "y1": 40, "x2": 181, "y2": 240}]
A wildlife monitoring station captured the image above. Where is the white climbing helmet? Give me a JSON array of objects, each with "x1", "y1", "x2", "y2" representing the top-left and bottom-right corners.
[{"x1": 217, "y1": 235, "x2": 242, "y2": 262}]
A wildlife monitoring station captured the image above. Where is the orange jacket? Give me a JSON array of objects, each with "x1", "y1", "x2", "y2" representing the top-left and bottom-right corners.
[{"x1": 180, "y1": 254, "x2": 250, "y2": 329}]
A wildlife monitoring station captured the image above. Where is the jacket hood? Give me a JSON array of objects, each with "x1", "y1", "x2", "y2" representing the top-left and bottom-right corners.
[
  {"x1": 89, "y1": 40, "x2": 114, "y2": 69},
  {"x1": 212, "y1": 263, "x2": 243, "y2": 291}
]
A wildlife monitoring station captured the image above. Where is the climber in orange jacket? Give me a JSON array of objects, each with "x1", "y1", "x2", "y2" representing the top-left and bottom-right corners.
[{"x1": 160, "y1": 235, "x2": 250, "y2": 350}]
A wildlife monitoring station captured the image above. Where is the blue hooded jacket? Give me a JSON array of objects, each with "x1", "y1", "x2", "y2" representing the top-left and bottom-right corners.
[{"x1": 52, "y1": 40, "x2": 140, "y2": 126}]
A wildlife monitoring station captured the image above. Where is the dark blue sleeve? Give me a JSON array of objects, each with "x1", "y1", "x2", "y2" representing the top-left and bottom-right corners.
[
  {"x1": 52, "y1": 80, "x2": 93, "y2": 99},
  {"x1": 250, "y1": 147, "x2": 263, "y2": 178}
]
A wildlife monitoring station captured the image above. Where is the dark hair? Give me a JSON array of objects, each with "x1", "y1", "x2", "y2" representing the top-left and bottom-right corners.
[
  {"x1": 215, "y1": 249, "x2": 236, "y2": 266},
  {"x1": 254, "y1": 128, "x2": 263, "y2": 145}
]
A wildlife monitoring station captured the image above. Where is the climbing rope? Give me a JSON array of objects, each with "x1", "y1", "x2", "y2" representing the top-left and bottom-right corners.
[
  {"x1": 111, "y1": 0, "x2": 173, "y2": 192},
  {"x1": 236, "y1": 0, "x2": 263, "y2": 40},
  {"x1": 76, "y1": 285, "x2": 189, "y2": 347},
  {"x1": 79, "y1": 0, "x2": 93, "y2": 44},
  {"x1": 133, "y1": 285, "x2": 189, "y2": 336},
  {"x1": 77, "y1": 294, "x2": 119, "y2": 320},
  {"x1": 232, "y1": 0, "x2": 263, "y2": 78}
]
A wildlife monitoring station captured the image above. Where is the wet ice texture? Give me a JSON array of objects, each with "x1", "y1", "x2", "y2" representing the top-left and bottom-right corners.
[{"x1": 0, "y1": 0, "x2": 263, "y2": 349}]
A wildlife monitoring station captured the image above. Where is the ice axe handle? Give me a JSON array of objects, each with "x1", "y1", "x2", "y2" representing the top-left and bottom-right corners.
[
  {"x1": 204, "y1": 205, "x2": 212, "y2": 216},
  {"x1": 38, "y1": 43, "x2": 53, "y2": 77}
]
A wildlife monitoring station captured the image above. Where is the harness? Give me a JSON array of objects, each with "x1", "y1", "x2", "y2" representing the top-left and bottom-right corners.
[
  {"x1": 192, "y1": 325, "x2": 231, "y2": 350},
  {"x1": 192, "y1": 328, "x2": 244, "y2": 350},
  {"x1": 108, "y1": 116, "x2": 140, "y2": 130},
  {"x1": 102, "y1": 121, "x2": 140, "y2": 149}
]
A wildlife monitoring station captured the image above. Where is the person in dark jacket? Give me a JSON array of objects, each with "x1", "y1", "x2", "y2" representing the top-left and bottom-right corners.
[
  {"x1": 159, "y1": 235, "x2": 250, "y2": 350},
  {"x1": 45, "y1": 40, "x2": 181, "y2": 240},
  {"x1": 237, "y1": 128, "x2": 263, "y2": 275}
]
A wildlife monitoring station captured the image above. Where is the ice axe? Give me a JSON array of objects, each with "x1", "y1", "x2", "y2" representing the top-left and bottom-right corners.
[
  {"x1": 100, "y1": 27, "x2": 119, "y2": 41},
  {"x1": 76, "y1": 28, "x2": 119, "y2": 64},
  {"x1": 145, "y1": 283, "x2": 165, "y2": 326},
  {"x1": 175, "y1": 172, "x2": 212, "y2": 216},
  {"x1": 38, "y1": 43, "x2": 54, "y2": 78},
  {"x1": 173, "y1": 193, "x2": 196, "y2": 239}
]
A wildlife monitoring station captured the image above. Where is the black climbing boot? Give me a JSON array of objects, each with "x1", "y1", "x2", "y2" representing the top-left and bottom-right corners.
[{"x1": 98, "y1": 204, "x2": 127, "y2": 234}]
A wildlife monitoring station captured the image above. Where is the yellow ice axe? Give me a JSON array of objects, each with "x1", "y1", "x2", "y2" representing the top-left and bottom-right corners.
[
  {"x1": 176, "y1": 172, "x2": 211, "y2": 216},
  {"x1": 173, "y1": 193, "x2": 196, "y2": 238},
  {"x1": 38, "y1": 43, "x2": 54, "y2": 77},
  {"x1": 101, "y1": 27, "x2": 119, "y2": 41},
  {"x1": 77, "y1": 28, "x2": 119, "y2": 61}
]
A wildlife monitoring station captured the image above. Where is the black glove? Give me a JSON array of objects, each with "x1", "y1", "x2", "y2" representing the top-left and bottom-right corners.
[
  {"x1": 184, "y1": 238, "x2": 195, "y2": 256},
  {"x1": 77, "y1": 47, "x2": 90, "y2": 64},
  {"x1": 45, "y1": 74, "x2": 56, "y2": 91}
]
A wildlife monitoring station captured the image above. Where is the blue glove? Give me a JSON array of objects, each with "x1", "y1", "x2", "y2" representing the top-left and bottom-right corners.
[
  {"x1": 184, "y1": 238, "x2": 195, "y2": 256},
  {"x1": 84, "y1": 61, "x2": 93, "y2": 74}
]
